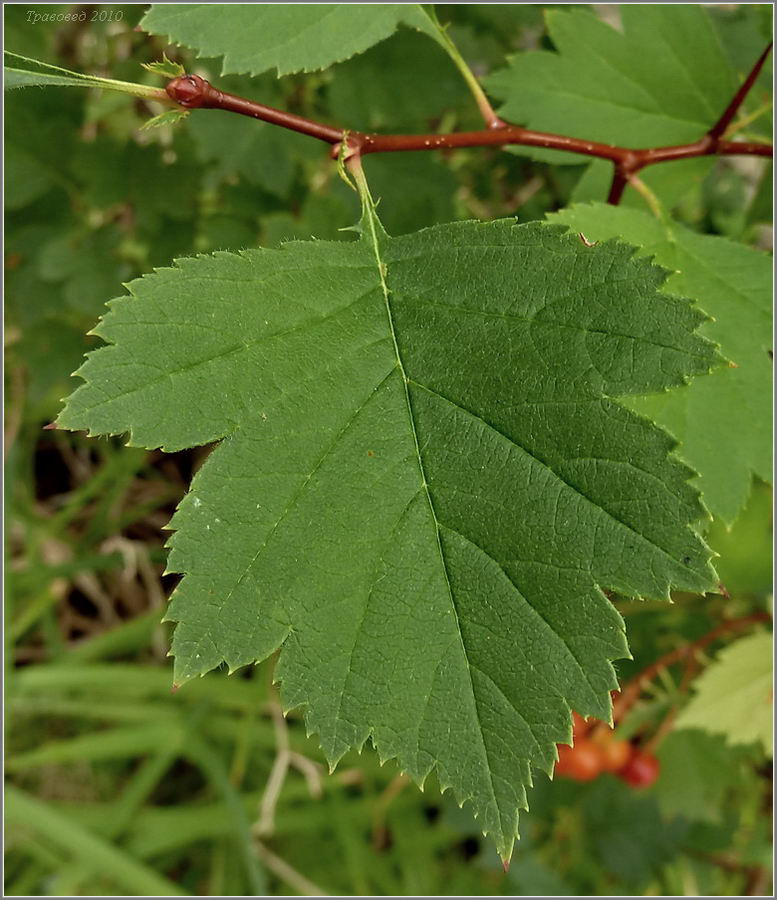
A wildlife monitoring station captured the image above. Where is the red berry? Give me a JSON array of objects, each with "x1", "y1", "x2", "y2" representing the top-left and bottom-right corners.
[
  {"x1": 618, "y1": 750, "x2": 660, "y2": 788},
  {"x1": 555, "y1": 740, "x2": 604, "y2": 782},
  {"x1": 601, "y1": 738, "x2": 632, "y2": 773},
  {"x1": 590, "y1": 728, "x2": 633, "y2": 773}
]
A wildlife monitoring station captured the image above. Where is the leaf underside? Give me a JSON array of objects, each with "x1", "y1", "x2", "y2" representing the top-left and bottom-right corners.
[{"x1": 58, "y1": 216, "x2": 719, "y2": 860}]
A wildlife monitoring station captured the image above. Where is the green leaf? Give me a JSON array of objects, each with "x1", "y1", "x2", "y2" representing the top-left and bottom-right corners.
[
  {"x1": 547, "y1": 203, "x2": 771, "y2": 525},
  {"x1": 140, "y1": 107, "x2": 190, "y2": 130},
  {"x1": 327, "y1": 28, "x2": 468, "y2": 132},
  {"x1": 676, "y1": 631, "x2": 773, "y2": 755},
  {"x1": 487, "y1": 6, "x2": 736, "y2": 155},
  {"x1": 569, "y1": 157, "x2": 715, "y2": 219},
  {"x1": 710, "y1": 5, "x2": 773, "y2": 141},
  {"x1": 654, "y1": 729, "x2": 744, "y2": 824},
  {"x1": 260, "y1": 190, "x2": 359, "y2": 248},
  {"x1": 4, "y1": 87, "x2": 82, "y2": 212},
  {"x1": 5, "y1": 143, "x2": 55, "y2": 209},
  {"x1": 247, "y1": 147, "x2": 458, "y2": 239},
  {"x1": 5, "y1": 65, "x2": 88, "y2": 90},
  {"x1": 484, "y1": 6, "x2": 739, "y2": 209},
  {"x1": 69, "y1": 137, "x2": 201, "y2": 235},
  {"x1": 140, "y1": 4, "x2": 439, "y2": 77},
  {"x1": 4, "y1": 51, "x2": 166, "y2": 101},
  {"x1": 581, "y1": 778, "x2": 687, "y2": 887},
  {"x1": 362, "y1": 154, "x2": 458, "y2": 235},
  {"x1": 58, "y1": 206, "x2": 719, "y2": 860},
  {"x1": 38, "y1": 225, "x2": 131, "y2": 317},
  {"x1": 141, "y1": 53, "x2": 186, "y2": 80},
  {"x1": 707, "y1": 480, "x2": 773, "y2": 598}
]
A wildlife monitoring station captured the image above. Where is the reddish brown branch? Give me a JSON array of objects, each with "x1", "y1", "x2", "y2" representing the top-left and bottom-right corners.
[
  {"x1": 611, "y1": 611, "x2": 771, "y2": 725},
  {"x1": 167, "y1": 74, "x2": 343, "y2": 144},
  {"x1": 607, "y1": 170, "x2": 630, "y2": 205},
  {"x1": 606, "y1": 42, "x2": 773, "y2": 203},
  {"x1": 709, "y1": 41, "x2": 773, "y2": 139},
  {"x1": 166, "y1": 52, "x2": 773, "y2": 207}
]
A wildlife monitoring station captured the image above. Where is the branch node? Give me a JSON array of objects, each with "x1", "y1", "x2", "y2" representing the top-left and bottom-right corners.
[
  {"x1": 166, "y1": 74, "x2": 210, "y2": 108},
  {"x1": 488, "y1": 117, "x2": 508, "y2": 131}
]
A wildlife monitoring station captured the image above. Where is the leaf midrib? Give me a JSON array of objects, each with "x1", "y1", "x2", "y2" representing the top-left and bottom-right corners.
[{"x1": 360, "y1": 202, "x2": 505, "y2": 831}]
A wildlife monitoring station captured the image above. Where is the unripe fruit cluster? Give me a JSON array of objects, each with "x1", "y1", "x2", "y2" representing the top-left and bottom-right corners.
[{"x1": 554, "y1": 712, "x2": 660, "y2": 788}]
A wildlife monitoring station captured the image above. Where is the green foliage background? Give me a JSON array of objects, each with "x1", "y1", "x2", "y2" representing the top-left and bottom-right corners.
[{"x1": 5, "y1": 4, "x2": 773, "y2": 896}]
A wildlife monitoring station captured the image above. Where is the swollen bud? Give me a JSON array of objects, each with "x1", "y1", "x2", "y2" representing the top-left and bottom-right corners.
[{"x1": 166, "y1": 74, "x2": 209, "y2": 108}]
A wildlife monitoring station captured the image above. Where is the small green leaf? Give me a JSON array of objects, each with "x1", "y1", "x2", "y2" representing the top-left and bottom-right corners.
[
  {"x1": 141, "y1": 53, "x2": 186, "y2": 80},
  {"x1": 141, "y1": 108, "x2": 190, "y2": 130},
  {"x1": 676, "y1": 631, "x2": 773, "y2": 755}
]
